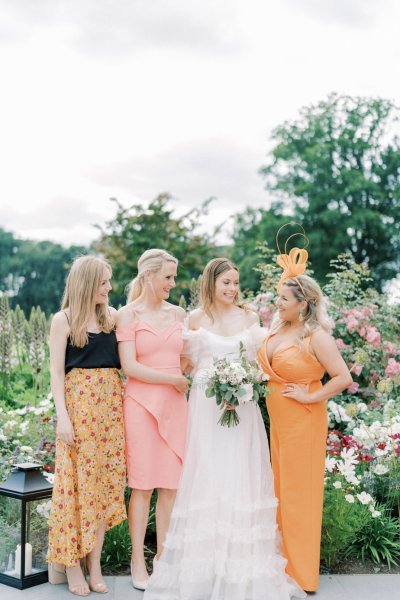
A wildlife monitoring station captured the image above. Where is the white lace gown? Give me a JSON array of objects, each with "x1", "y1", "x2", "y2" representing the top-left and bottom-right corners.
[{"x1": 144, "y1": 325, "x2": 306, "y2": 600}]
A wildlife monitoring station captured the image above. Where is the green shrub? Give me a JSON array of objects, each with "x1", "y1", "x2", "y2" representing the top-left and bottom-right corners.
[
  {"x1": 344, "y1": 505, "x2": 400, "y2": 567},
  {"x1": 321, "y1": 485, "x2": 370, "y2": 568}
]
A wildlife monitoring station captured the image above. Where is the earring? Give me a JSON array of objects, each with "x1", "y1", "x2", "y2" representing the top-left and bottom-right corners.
[{"x1": 299, "y1": 307, "x2": 304, "y2": 322}]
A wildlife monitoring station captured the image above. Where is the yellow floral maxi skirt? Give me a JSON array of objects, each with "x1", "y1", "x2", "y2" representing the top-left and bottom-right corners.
[{"x1": 47, "y1": 368, "x2": 127, "y2": 567}]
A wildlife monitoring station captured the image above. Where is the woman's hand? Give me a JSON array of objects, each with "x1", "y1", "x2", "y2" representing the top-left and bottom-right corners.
[
  {"x1": 56, "y1": 413, "x2": 75, "y2": 446},
  {"x1": 282, "y1": 383, "x2": 311, "y2": 404},
  {"x1": 173, "y1": 375, "x2": 190, "y2": 394}
]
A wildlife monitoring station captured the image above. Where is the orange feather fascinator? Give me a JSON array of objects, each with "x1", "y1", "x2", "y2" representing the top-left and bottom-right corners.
[{"x1": 276, "y1": 223, "x2": 309, "y2": 294}]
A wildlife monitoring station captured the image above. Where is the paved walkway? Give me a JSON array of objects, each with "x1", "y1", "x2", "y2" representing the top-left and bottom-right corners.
[{"x1": 1, "y1": 575, "x2": 399, "y2": 600}]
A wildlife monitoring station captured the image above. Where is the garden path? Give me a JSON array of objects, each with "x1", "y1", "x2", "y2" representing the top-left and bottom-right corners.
[{"x1": 1, "y1": 574, "x2": 399, "y2": 600}]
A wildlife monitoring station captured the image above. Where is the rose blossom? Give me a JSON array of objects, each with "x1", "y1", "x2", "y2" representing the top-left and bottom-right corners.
[{"x1": 347, "y1": 382, "x2": 360, "y2": 394}]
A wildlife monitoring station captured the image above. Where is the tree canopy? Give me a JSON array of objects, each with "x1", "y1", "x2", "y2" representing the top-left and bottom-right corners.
[
  {"x1": 0, "y1": 227, "x2": 85, "y2": 314},
  {"x1": 260, "y1": 94, "x2": 400, "y2": 289},
  {"x1": 94, "y1": 194, "x2": 218, "y2": 306}
]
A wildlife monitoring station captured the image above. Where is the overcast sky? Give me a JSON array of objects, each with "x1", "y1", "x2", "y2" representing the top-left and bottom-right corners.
[{"x1": 0, "y1": 0, "x2": 399, "y2": 247}]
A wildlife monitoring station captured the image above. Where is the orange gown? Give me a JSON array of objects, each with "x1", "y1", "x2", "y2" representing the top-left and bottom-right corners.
[{"x1": 258, "y1": 336, "x2": 327, "y2": 592}]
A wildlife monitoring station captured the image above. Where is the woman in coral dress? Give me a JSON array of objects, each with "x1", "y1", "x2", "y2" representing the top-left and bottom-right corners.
[
  {"x1": 116, "y1": 249, "x2": 189, "y2": 590},
  {"x1": 48, "y1": 256, "x2": 126, "y2": 596},
  {"x1": 258, "y1": 235, "x2": 352, "y2": 592}
]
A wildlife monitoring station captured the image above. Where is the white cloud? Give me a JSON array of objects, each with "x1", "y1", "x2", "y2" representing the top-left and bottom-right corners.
[{"x1": 283, "y1": 0, "x2": 394, "y2": 27}]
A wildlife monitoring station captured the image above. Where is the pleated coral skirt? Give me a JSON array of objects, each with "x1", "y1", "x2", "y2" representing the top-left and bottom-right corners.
[{"x1": 47, "y1": 368, "x2": 127, "y2": 567}]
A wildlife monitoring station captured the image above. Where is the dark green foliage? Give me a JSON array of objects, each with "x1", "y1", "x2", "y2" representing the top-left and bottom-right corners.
[
  {"x1": 0, "y1": 227, "x2": 86, "y2": 314},
  {"x1": 321, "y1": 486, "x2": 370, "y2": 569},
  {"x1": 94, "y1": 195, "x2": 218, "y2": 306},
  {"x1": 229, "y1": 205, "x2": 288, "y2": 292},
  {"x1": 345, "y1": 506, "x2": 400, "y2": 567}
]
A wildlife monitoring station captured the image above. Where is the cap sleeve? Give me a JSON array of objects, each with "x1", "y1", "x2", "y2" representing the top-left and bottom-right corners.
[
  {"x1": 116, "y1": 323, "x2": 136, "y2": 342},
  {"x1": 182, "y1": 320, "x2": 203, "y2": 366}
]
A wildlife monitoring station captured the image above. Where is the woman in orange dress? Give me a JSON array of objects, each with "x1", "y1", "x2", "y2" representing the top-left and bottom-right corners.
[
  {"x1": 116, "y1": 249, "x2": 189, "y2": 591},
  {"x1": 258, "y1": 246, "x2": 352, "y2": 592},
  {"x1": 47, "y1": 256, "x2": 126, "y2": 596}
]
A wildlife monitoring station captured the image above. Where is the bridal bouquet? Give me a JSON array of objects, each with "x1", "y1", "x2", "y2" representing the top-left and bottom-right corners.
[{"x1": 205, "y1": 342, "x2": 267, "y2": 427}]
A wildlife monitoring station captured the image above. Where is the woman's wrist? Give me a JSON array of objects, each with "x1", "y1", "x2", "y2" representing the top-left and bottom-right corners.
[{"x1": 55, "y1": 407, "x2": 69, "y2": 420}]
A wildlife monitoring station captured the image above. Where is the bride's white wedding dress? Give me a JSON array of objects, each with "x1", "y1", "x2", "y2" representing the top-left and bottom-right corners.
[{"x1": 144, "y1": 324, "x2": 306, "y2": 600}]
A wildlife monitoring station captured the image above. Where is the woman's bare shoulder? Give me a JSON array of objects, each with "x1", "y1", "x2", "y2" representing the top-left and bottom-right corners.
[
  {"x1": 188, "y1": 307, "x2": 206, "y2": 330},
  {"x1": 116, "y1": 303, "x2": 137, "y2": 326},
  {"x1": 245, "y1": 309, "x2": 260, "y2": 326},
  {"x1": 173, "y1": 305, "x2": 186, "y2": 322}
]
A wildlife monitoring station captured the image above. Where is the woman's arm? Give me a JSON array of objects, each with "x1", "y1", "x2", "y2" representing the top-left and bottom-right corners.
[
  {"x1": 282, "y1": 329, "x2": 353, "y2": 404},
  {"x1": 117, "y1": 308, "x2": 189, "y2": 393},
  {"x1": 49, "y1": 312, "x2": 75, "y2": 445}
]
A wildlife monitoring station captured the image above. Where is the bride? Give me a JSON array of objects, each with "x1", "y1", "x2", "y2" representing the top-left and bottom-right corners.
[{"x1": 144, "y1": 258, "x2": 306, "y2": 600}]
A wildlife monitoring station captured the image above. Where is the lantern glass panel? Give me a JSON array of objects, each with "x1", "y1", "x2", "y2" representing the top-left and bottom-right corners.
[
  {"x1": 0, "y1": 496, "x2": 49, "y2": 579},
  {"x1": 0, "y1": 495, "x2": 21, "y2": 578}
]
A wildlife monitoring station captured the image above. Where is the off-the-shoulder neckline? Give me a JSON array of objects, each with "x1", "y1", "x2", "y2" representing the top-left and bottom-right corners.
[{"x1": 190, "y1": 323, "x2": 261, "y2": 339}]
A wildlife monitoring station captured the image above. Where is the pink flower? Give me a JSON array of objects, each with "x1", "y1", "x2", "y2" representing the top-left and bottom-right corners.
[
  {"x1": 365, "y1": 326, "x2": 381, "y2": 347},
  {"x1": 346, "y1": 317, "x2": 359, "y2": 331},
  {"x1": 370, "y1": 369, "x2": 379, "y2": 382},
  {"x1": 383, "y1": 341, "x2": 394, "y2": 354},
  {"x1": 350, "y1": 364, "x2": 363, "y2": 376},
  {"x1": 347, "y1": 382, "x2": 360, "y2": 394},
  {"x1": 358, "y1": 327, "x2": 366, "y2": 337},
  {"x1": 385, "y1": 358, "x2": 400, "y2": 376},
  {"x1": 335, "y1": 338, "x2": 347, "y2": 350}
]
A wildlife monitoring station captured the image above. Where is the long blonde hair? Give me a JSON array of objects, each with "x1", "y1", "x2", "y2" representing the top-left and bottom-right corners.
[
  {"x1": 127, "y1": 249, "x2": 178, "y2": 303},
  {"x1": 200, "y1": 257, "x2": 247, "y2": 321},
  {"x1": 61, "y1": 255, "x2": 114, "y2": 347},
  {"x1": 271, "y1": 274, "x2": 331, "y2": 343}
]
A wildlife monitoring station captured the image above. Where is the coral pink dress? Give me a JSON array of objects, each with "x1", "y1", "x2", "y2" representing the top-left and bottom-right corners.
[{"x1": 116, "y1": 319, "x2": 188, "y2": 490}]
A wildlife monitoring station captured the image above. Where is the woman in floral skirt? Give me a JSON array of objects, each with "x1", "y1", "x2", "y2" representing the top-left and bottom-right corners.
[{"x1": 47, "y1": 255, "x2": 126, "y2": 596}]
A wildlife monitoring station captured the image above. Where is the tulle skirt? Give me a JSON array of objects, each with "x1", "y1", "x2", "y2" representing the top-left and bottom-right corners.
[{"x1": 143, "y1": 370, "x2": 305, "y2": 600}]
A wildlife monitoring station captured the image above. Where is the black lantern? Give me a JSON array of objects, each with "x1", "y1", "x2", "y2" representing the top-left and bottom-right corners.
[{"x1": 0, "y1": 463, "x2": 53, "y2": 589}]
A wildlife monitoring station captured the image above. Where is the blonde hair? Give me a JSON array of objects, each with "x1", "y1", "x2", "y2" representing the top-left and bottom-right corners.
[
  {"x1": 271, "y1": 274, "x2": 331, "y2": 344},
  {"x1": 61, "y1": 255, "x2": 114, "y2": 347},
  {"x1": 127, "y1": 249, "x2": 178, "y2": 303},
  {"x1": 200, "y1": 257, "x2": 246, "y2": 321}
]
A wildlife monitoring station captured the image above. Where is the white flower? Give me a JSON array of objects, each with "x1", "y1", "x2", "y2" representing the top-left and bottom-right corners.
[
  {"x1": 36, "y1": 499, "x2": 52, "y2": 520},
  {"x1": 20, "y1": 446, "x2": 33, "y2": 454},
  {"x1": 375, "y1": 448, "x2": 389, "y2": 458},
  {"x1": 44, "y1": 472, "x2": 55, "y2": 484},
  {"x1": 340, "y1": 447, "x2": 358, "y2": 465},
  {"x1": 39, "y1": 398, "x2": 52, "y2": 408},
  {"x1": 345, "y1": 494, "x2": 355, "y2": 503},
  {"x1": 0, "y1": 433, "x2": 7, "y2": 442},
  {"x1": 373, "y1": 464, "x2": 389, "y2": 475},
  {"x1": 325, "y1": 457, "x2": 337, "y2": 473},
  {"x1": 237, "y1": 383, "x2": 253, "y2": 404},
  {"x1": 370, "y1": 509, "x2": 381, "y2": 518},
  {"x1": 333, "y1": 481, "x2": 342, "y2": 489},
  {"x1": 357, "y1": 491, "x2": 373, "y2": 505},
  {"x1": 357, "y1": 402, "x2": 368, "y2": 414},
  {"x1": 336, "y1": 461, "x2": 359, "y2": 485}
]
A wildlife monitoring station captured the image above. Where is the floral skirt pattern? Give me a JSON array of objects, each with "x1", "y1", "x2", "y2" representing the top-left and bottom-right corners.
[{"x1": 47, "y1": 368, "x2": 127, "y2": 567}]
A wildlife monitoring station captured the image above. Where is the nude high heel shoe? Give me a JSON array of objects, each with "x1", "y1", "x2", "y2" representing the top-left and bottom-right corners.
[
  {"x1": 130, "y1": 559, "x2": 149, "y2": 591},
  {"x1": 48, "y1": 562, "x2": 90, "y2": 596},
  {"x1": 86, "y1": 554, "x2": 108, "y2": 594}
]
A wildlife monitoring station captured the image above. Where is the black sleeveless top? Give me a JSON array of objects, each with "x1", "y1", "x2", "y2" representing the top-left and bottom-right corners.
[{"x1": 64, "y1": 313, "x2": 121, "y2": 374}]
